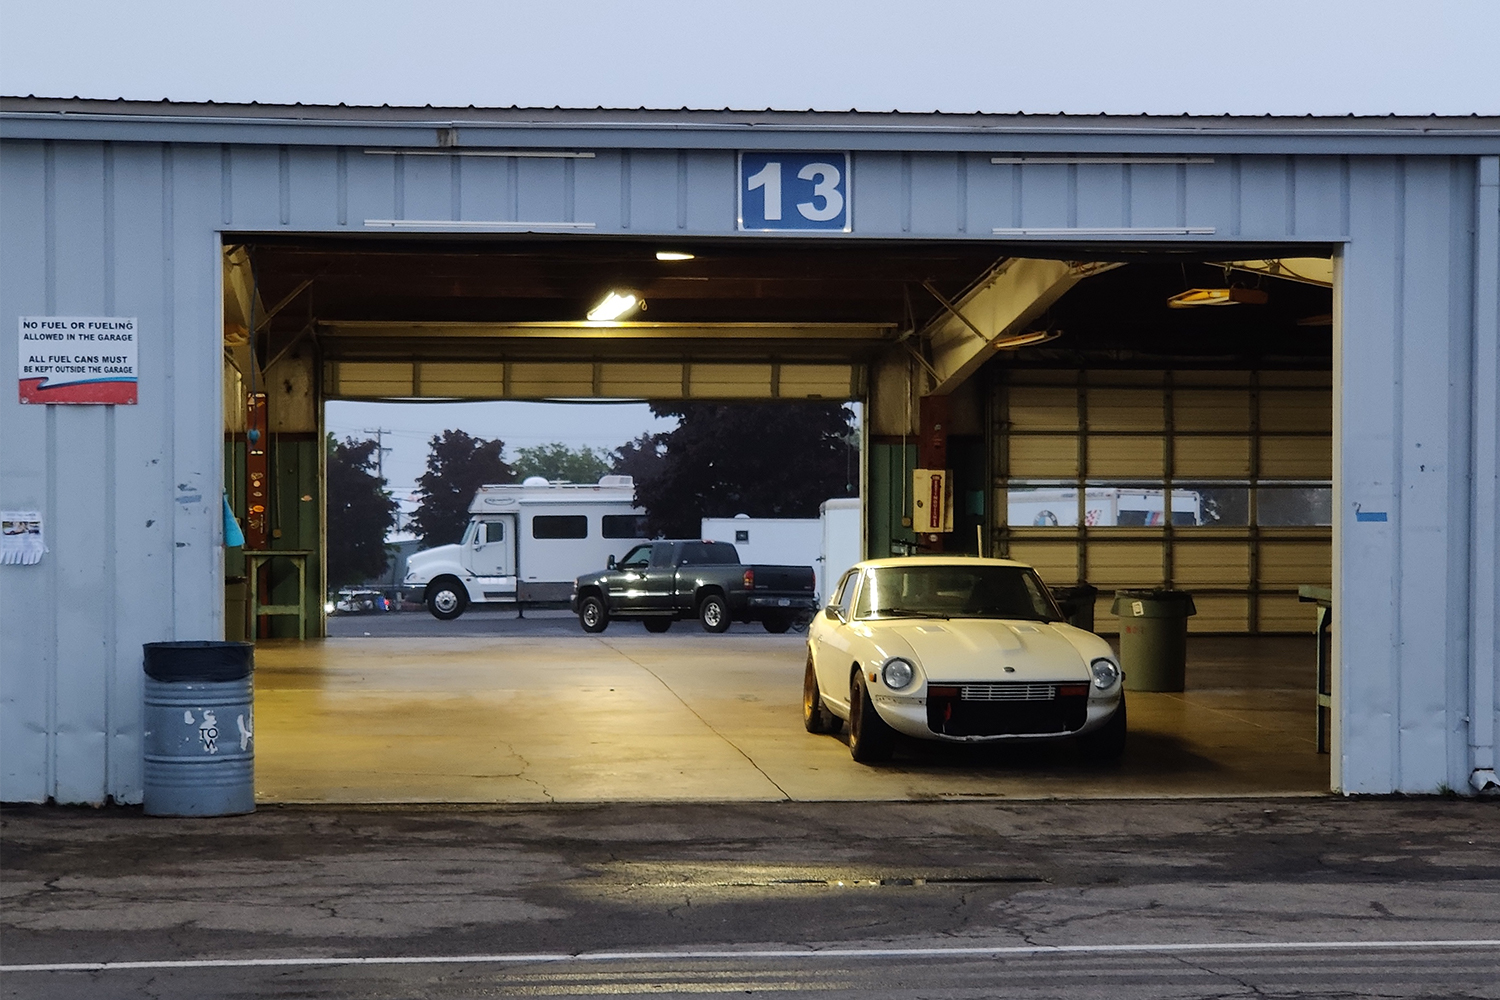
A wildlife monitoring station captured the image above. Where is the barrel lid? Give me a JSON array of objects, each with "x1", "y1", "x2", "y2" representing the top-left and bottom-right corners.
[
  {"x1": 143, "y1": 641, "x2": 254, "y2": 682},
  {"x1": 1110, "y1": 589, "x2": 1197, "y2": 617}
]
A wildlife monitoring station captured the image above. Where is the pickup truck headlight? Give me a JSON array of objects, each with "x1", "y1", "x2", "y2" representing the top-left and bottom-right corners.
[
  {"x1": 1090, "y1": 658, "x2": 1121, "y2": 689},
  {"x1": 881, "y1": 657, "x2": 916, "y2": 690}
]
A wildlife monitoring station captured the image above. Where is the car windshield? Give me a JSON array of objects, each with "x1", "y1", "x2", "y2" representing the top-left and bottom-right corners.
[{"x1": 854, "y1": 564, "x2": 1063, "y2": 622}]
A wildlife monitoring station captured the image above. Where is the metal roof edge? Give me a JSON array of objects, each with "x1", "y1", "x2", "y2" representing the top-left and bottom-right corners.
[{"x1": 4, "y1": 97, "x2": 1499, "y2": 153}]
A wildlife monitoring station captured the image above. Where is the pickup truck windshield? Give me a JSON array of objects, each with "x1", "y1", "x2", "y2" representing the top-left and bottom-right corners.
[{"x1": 855, "y1": 565, "x2": 1062, "y2": 622}]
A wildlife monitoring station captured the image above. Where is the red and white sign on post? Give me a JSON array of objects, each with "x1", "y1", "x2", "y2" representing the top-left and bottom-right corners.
[
  {"x1": 912, "y1": 469, "x2": 954, "y2": 532},
  {"x1": 18, "y1": 317, "x2": 138, "y2": 404}
]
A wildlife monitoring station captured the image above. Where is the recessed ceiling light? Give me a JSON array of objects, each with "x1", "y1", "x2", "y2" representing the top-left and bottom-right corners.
[
  {"x1": 586, "y1": 290, "x2": 642, "y2": 322},
  {"x1": 655, "y1": 251, "x2": 695, "y2": 261}
]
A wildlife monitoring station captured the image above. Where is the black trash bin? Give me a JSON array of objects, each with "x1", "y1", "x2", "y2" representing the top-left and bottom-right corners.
[
  {"x1": 142, "y1": 641, "x2": 255, "y2": 816},
  {"x1": 1050, "y1": 584, "x2": 1099, "y2": 632}
]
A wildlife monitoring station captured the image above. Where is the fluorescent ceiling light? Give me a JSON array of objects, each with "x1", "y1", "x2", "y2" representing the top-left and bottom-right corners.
[
  {"x1": 992, "y1": 329, "x2": 1062, "y2": 350},
  {"x1": 1167, "y1": 287, "x2": 1268, "y2": 309},
  {"x1": 655, "y1": 251, "x2": 695, "y2": 261},
  {"x1": 586, "y1": 290, "x2": 642, "y2": 322}
]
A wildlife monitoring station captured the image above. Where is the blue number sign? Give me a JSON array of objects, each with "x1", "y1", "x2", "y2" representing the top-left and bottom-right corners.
[{"x1": 738, "y1": 152, "x2": 851, "y2": 232}]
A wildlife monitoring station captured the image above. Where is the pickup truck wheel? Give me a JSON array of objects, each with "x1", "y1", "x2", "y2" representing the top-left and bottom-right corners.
[
  {"x1": 763, "y1": 614, "x2": 792, "y2": 634},
  {"x1": 578, "y1": 595, "x2": 609, "y2": 633},
  {"x1": 803, "y1": 656, "x2": 839, "y2": 734},
  {"x1": 642, "y1": 618, "x2": 672, "y2": 634},
  {"x1": 848, "y1": 670, "x2": 896, "y2": 763},
  {"x1": 698, "y1": 594, "x2": 731, "y2": 633},
  {"x1": 426, "y1": 578, "x2": 468, "y2": 621}
]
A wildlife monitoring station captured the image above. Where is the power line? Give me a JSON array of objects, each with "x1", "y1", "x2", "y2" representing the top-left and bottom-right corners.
[{"x1": 362, "y1": 427, "x2": 393, "y2": 480}]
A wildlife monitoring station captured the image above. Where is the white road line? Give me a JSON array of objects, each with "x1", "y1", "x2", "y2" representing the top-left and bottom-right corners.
[{"x1": 4, "y1": 939, "x2": 1499, "y2": 974}]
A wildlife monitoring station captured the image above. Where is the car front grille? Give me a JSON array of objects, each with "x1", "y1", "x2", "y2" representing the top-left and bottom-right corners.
[
  {"x1": 927, "y1": 681, "x2": 1088, "y2": 737},
  {"x1": 960, "y1": 682, "x2": 1057, "y2": 702}
]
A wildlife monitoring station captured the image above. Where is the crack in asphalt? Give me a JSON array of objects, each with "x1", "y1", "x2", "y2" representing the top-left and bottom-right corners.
[{"x1": 599, "y1": 637, "x2": 792, "y2": 801}]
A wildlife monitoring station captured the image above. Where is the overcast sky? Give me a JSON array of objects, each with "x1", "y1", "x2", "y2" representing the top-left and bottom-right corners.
[{"x1": 2, "y1": 0, "x2": 1497, "y2": 116}]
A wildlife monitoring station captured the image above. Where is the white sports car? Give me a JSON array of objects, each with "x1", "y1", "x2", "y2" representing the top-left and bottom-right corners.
[{"x1": 803, "y1": 557, "x2": 1126, "y2": 763}]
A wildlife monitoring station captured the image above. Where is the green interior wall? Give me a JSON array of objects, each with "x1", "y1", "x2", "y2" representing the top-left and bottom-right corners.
[
  {"x1": 866, "y1": 441, "x2": 918, "y2": 558},
  {"x1": 224, "y1": 434, "x2": 324, "y2": 639}
]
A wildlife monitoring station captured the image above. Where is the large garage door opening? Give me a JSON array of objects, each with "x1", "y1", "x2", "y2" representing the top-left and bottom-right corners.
[{"x1": 221, "y1": 235, "x2": 1334, "y2": 803}]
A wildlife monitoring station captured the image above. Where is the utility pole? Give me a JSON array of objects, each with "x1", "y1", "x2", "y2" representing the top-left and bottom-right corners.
[{"x1": 363, "y1": 428, "x2": 393, "y2": 480}]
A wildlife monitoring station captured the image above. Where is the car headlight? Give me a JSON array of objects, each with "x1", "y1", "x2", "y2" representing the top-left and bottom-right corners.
[
  {"x1": 1090, "y1": 658, "x2": 1121, "y2": 689},
  {"x1": 881, "y1": 657, "x2": 916, "y2": 690}
]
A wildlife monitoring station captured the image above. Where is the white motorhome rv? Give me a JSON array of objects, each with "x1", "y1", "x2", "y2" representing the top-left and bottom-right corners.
[
  {"x1": 404, "y1": 475, "x2": 647, "y2": 619},
  {"x1": 818, "y1": 497, "x2": 862, "y2": 602},
  {"x1": 1007, "y1": 487, "x2": 1203, "y2": 527}
]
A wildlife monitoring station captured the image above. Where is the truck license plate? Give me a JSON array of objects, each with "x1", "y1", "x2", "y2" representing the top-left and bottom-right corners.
[{"x1": 777, "y1": 598, "x2": 790, "y2": 607}]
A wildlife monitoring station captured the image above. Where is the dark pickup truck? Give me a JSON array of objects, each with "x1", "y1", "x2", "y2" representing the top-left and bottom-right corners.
[{"x1": 571, "y1": 539, "x2": 816, "y2": 634}]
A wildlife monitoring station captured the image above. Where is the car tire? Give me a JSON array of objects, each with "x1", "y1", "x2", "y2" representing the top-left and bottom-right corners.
[
  {"x1": 1078, "y1": 697, "x2": 1127, "y2": 761},
  {"x1": 698, "y1": 593, "x2": 730, "y2": 633},
  {"x1": 762, "y1": 614, "x2": 792, "y2": 634},
  {"x1": 426, "y1": 578, "x2": 469, "y2": 621},
  {"x1": 643, "y1": 618, "x2": 672, "y2": 634},
  {"x1": 848, "y1": 669, "x2": 896, "y2": 763},
  {"x1": 578, "y1": 595, "x2": 609, "y2": 633},
  {"x1": 803, "y1": 656, "x2": 839, "y2": 734}
]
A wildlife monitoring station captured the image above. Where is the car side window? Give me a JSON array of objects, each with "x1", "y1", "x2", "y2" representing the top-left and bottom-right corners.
[
  {"x1": 830, "y1": 571, "x2": 855, "y2": 608},
  {"x1": 838, "y1": 572, "x2": 860, "y2": 619},
  {"x1": 618, "y1": 545, "x2": 651, "y2": 569},
  {"x1": 649, "y1": 544, "x2": 676, "y2": 568}
]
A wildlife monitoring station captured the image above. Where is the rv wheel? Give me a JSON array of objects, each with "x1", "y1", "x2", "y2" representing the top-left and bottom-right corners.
[{"x1": 426, "y1": 578, "x2": 469, "y2": 621}]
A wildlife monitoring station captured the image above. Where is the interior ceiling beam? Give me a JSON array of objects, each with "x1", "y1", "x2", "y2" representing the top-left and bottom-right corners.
[
  {"x1": 1218, "y1": 257, "x2": 1334, "y2": 287},
  {"x1": 917, "y1": 259, "x2": 1103, "y2": 395},
  {"x1": 317, "y1": 321, "x2": 896, "y2": 341}
]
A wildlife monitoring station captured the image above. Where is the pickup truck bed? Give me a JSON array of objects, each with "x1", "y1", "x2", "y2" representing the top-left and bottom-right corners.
[{"x1": 571, "y1": 539, "x2": 816, "y2": 634}]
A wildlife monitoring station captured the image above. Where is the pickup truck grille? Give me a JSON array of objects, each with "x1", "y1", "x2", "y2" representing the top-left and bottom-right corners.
[{"x1": 927, "y1": 681, "x2": 1089, "y2": 737}]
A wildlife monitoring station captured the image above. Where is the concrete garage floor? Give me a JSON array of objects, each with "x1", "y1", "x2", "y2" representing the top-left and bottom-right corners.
[{"x1": 254, "y1": 613, "x2": 1328, "y2": 803}]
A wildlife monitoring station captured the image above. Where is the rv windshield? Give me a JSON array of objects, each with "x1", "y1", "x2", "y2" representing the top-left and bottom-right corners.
[{"x1": 854, "y1": 564, "x2": 1063, "y2": 622}]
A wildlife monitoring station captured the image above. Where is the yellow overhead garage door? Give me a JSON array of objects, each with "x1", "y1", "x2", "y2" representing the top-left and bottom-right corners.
[{"x1": 993, "y1": 369, "x2": 1332, "y2": 633}]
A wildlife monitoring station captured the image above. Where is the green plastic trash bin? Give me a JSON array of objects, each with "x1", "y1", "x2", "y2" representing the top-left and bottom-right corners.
[{"x1": 1110, "y1": 589, "x2": 1196, "y2": 692}]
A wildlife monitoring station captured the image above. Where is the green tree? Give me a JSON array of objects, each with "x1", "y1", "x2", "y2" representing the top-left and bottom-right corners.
[
  {"x1": 325, "y1": 435, "x2": 399, "y2": 588},
  {"x1": 512, "y1": 442, "x2": 612, "y2": 484},
  {"x1": 627, "y1": 403, "x2": 857, "y2": 538},
  {"x1": 412, "y1": 430, "x2": 514, "y2": 546}
]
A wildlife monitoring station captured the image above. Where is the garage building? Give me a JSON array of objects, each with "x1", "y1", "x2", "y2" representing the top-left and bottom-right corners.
[{"x1": 0, "y1": 98, "x2": 1496, "y2": 801}]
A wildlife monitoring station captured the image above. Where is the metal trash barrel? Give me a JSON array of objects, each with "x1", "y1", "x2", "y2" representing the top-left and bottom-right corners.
[
  {"x1": 143, "y1": 641, "x2": 255, "y2": 816},
  {"x1": 1110, "y1": 590, "x2": 1196, "y2": 692}
]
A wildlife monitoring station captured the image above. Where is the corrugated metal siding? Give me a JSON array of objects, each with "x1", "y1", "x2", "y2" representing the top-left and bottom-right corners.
[{"x1": 0, "y1": 124, "x2": 1494, "y2": 798}]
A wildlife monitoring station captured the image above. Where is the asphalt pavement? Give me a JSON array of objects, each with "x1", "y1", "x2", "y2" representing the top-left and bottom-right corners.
[{"x1": 3, "y1": 797, "x2": 1497, "y2": 998}]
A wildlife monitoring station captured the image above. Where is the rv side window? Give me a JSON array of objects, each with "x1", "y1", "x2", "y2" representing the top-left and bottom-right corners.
[
  {"x1": 461, "y1": 522, "x2": 478, "y2": 545},
  {"x1": 602, "y1": 514, "x2": 649, "y2": 539},
  {"x1": 482, "y1": 521, "x2": 505, "y2": 543},
  {"x1": 532, "y1": 515, "x2": 588, "y2": 539}
]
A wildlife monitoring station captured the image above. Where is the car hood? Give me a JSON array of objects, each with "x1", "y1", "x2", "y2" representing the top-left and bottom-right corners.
[{"x1": 868, "y1": 618, "x2": 1092, "y2": 682}]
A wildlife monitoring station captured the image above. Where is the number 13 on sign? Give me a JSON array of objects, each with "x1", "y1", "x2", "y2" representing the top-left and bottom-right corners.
[{"x1": 738, "y1": 152, "x2": 851, "y2": 231}]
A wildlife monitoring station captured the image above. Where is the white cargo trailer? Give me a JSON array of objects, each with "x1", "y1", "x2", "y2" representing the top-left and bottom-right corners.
[
  {"x1": 1007, "y1": 487, "x2": 1202, "y2": 527},
  {"x1": 404, "y1": 475, "x2": 647, "y2": 619},
  {"x1": 701, "y1": 498, "x2": 862, "y2": 604}
]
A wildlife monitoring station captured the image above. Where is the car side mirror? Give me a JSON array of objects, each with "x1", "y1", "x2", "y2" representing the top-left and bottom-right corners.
[
  {"x1": 824, "y1": 605, "x2": 843, "y2": 622},
  {"x1": 607, "y1": 554, "x2": 616, "y2": 569}
]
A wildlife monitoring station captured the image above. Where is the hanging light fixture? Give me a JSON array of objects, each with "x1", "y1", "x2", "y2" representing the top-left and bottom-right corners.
[
  {"x1": 1166, "y1": 287, "x2": 1268, "y2": 308},
  {"x1": 586, "y1": 290, "x2": 643, "y2": 322}
]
